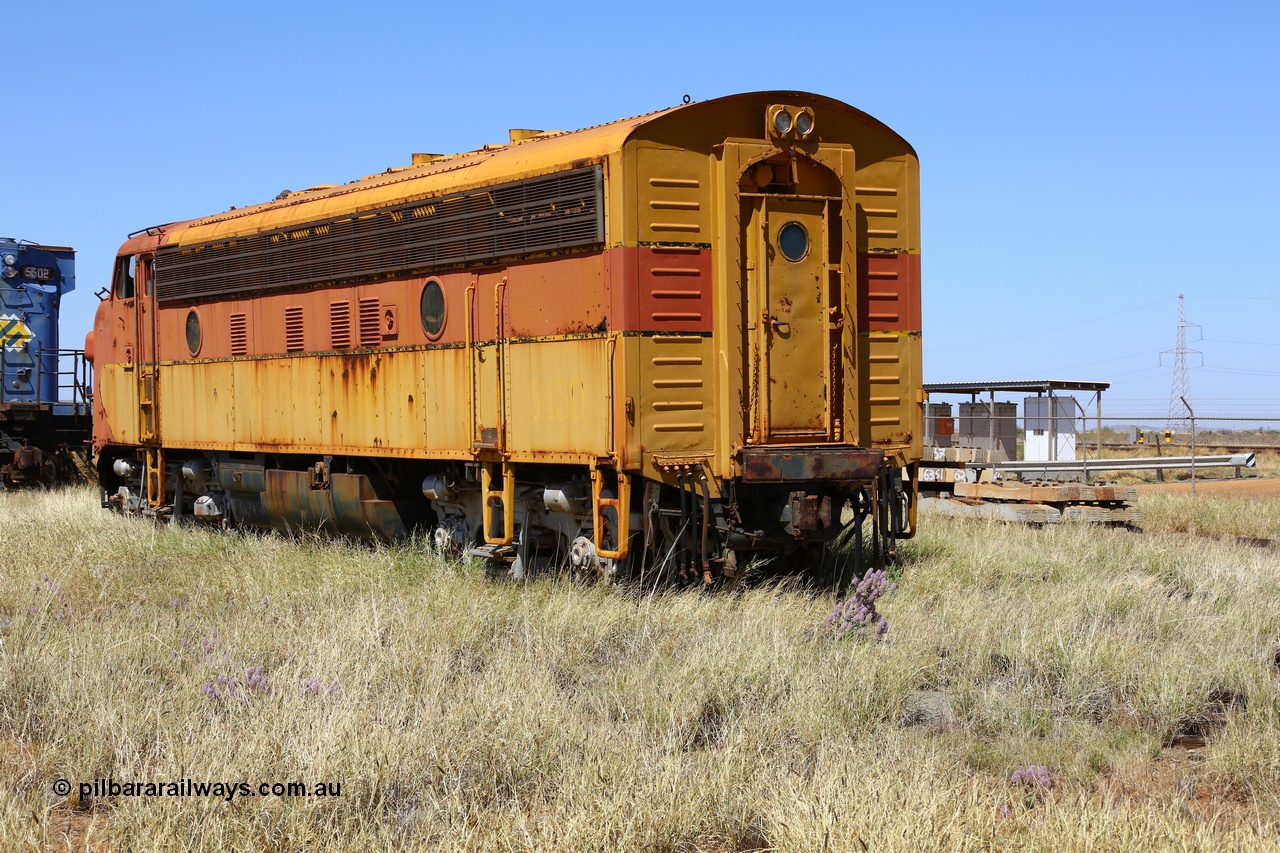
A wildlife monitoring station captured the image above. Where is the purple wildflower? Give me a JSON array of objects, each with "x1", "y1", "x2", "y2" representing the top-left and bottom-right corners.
[
  {"x1": 1010, "y1": 765, "x2": 1053, "y2": 788},
  {"x1": 244, "y1": 666, "x2": 270, "y2": 692},
  {"x1": 829, "y1": 569, "x2": 897, "y2": 640}
]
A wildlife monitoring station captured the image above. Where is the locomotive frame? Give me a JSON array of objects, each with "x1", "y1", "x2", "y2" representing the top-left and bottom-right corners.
[{"x1": 92, "y1": 91, "x2": 923, "y2": 582}]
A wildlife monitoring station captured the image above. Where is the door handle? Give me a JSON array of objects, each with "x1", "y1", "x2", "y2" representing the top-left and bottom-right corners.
[{"x1": 770, "y1": 317, "x2": 790, "y2": 335}]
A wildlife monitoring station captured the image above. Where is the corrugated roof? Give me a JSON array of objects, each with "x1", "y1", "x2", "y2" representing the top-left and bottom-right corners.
[
  {"x1": 924, "y1": 380, "x2": 1111, "y2": 394},
  {"x1": 164, "y1": 104, "x2": 682, "y2": 247}
]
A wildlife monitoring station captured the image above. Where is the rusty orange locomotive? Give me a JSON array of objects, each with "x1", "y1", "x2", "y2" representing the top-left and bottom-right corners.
[{"x1": 91, "y1": 91, "x2": 923, "y2": 581}]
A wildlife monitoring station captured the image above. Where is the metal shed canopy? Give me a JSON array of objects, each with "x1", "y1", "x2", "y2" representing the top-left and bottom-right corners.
[{"x1": 924, "y1": 380, "x2": 1110, "y2": 395}]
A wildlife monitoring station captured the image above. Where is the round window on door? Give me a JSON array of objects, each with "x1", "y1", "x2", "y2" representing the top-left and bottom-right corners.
[
  {"x1": 777, "y1": 222, "x2": 809, "y2": 262},
  {"x1": 185, "y1": 308, "x2": 202, "y2": 356},
  {"x1": 420, "y1": 279, "x2": 446, "y2": 340}
]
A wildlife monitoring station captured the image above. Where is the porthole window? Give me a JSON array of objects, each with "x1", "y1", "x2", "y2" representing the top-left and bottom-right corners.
[
  {"x1": 185, "y1": 309, "x2": 202, "y2": 356},
  {"x1": 420, "y1": 279, "x2": 446, "y2": 340},
  {"x1": 777, "y1": 222, "x2": 809, "y2": 262}
]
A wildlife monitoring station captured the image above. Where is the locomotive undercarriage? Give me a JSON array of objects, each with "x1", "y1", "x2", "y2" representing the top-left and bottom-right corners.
[
  {"x1": 0, "y1": 408, "x2": 94, "y2": 489},
  {"x1": 97, "y1": 448, "x2": 911, "y2": 585}
]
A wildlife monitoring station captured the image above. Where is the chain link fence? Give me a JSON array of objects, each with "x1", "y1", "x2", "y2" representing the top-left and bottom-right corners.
[{"x1": 922, "y1": 401, "x2": 1280, "y2": 493}]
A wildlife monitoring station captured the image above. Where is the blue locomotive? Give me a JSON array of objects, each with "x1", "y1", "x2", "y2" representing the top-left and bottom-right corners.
[{"x1": 0, "y1": 239, "x2": 92, "y2": 487}]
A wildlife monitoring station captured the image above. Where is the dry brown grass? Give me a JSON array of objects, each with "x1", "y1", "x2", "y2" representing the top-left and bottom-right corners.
[{"x1": 2, "y1": 487, "x2": 1279, "y2": 851}]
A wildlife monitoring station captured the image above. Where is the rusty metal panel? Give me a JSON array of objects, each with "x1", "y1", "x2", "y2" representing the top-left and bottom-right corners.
[
  {"x1": 503, "y1": 337, "x2": 611, "y2": 455},
  {"x1": 853, "y1": 155, "x2": 918, "y2": 254},
  {"x1": 859, "y1": 329, "x2": 922, "y2": 455},
  {"x1": 262, "y1": 469, "x2": 335, "y2": 531},
  {"x1": 159, "y1": 361, "x2": 236, "y2": 445},
  {"x1": 638, "y1": 335, "x2": 715, "y2": 474},
  {"x1": 330, "y1": 472, "x2": 410, "y2": 540},
  {"x1": 98, "y1": 364, "x2": 139, "y2": 446},
  {"x1": 318, "y1": 350, "x2": 428, "y2": 453},
  {"x1": 741, "y1": 445, "x2": 883, "y2": 483},
  {"x1": 156, "y1": 345, "x2": 484, "y2": 459},
  {"x1": 255, "y1": 469, "x2": 412, "y2": 540},
  {"x1": 634, "y1": 146, "x2": 710, "y2": 245},
  {"x1": 418, "y1": 346, "x2": 472, "y2": 451}
]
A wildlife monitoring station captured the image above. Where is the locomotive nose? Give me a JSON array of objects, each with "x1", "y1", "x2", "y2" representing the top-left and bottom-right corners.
[{"x1": 84, "y1": 330, "x2": 94, "y2": 364}]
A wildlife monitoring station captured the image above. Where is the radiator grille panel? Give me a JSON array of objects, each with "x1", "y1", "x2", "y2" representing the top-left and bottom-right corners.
[
  {"x1": 285, "y1": 306, "x2": 304, "y2": 352},
  {"x1": 358, "y1": 297, "x2": 381, "y2": 348},
  {"x1": 154, "y1": 166, "x2": 604, "y2": 303},
  {"x1": 230, "y1": 313, "x2": 248, "y2": 356},
  {"x1": 330, "y1": 301, "x2": 351, "y2": 349}
]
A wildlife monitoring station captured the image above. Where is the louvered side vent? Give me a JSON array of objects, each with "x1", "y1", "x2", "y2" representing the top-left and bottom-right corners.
[
  {"x1": 285, "y1": 306, "x2": 304, "y2": 352},
  {"x1": 230, "y1": 313, "x2": 248, "y2": 356},
  {"x1": 358, "y1": 297, "x2": 381, "y2": 348},
  {"x1": 153, "y1": 165, "x2": 604, "y2": 303},
  {"x1": 330, "y1": 301, "x2": 351, "y2": 349}
]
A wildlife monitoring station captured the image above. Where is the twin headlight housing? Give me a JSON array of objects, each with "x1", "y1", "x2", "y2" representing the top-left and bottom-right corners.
[
  {"x1": 1, "y1": 253, "x2": 16, "y2": 280},
  {"x1": 767, "y1": 105, "x2": 816, "y2": 141}
]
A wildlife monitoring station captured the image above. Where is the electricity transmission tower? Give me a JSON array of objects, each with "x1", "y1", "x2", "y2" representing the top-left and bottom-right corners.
[{"x1": 1162, "y1": 294, "x2": 1201, "y2": 436}]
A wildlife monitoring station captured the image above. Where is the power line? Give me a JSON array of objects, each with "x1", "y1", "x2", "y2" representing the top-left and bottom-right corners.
[
  {"x1": 1003, "y1": 348, "x2": 1165, "y2": 378},
  {"x1": 925, "y1": 296, "x2": 1175, "y2": 353},
  {"x1": 1186, "y1": 294, "x2": 1280, "y2": 300},
  {"x1": 1200, "y1": 366, "x2": 1280, "y2": 378},
  {"x1": 1203, "y1": 337, "x2": 1280, "y2": 347}
]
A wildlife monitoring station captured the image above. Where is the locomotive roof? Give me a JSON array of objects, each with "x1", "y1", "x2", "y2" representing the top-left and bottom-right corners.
[{"x1": 147, "y1": 91, "x2": 912, "y2": 250}]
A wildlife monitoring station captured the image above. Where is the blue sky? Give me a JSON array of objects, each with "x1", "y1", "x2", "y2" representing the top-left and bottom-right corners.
[{"x1": 6, "y1": 1, "x2": 1277, "y2": 421}]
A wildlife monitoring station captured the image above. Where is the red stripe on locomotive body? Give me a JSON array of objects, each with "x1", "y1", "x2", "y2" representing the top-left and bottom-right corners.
[
  {"x1": 856, "y1": 252, "x2": 921, "y2": 332},
  {"x1": 613, "y1": 246, "x2": 714, "y2": 335}
]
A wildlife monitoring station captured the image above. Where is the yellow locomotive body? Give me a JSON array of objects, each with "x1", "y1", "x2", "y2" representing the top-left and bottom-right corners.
[{"x1": 92, "y1": 91, "x2": 922, "y2": 580}]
